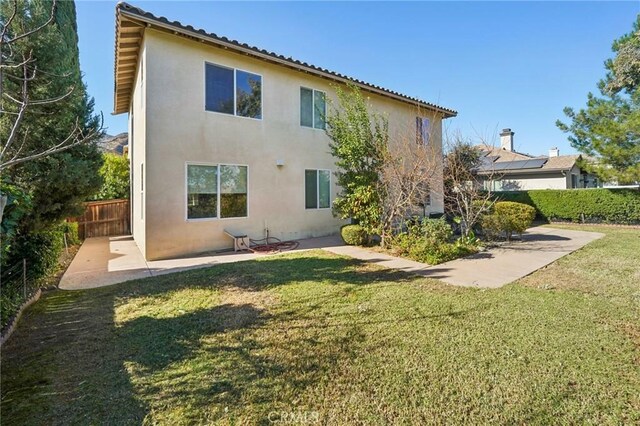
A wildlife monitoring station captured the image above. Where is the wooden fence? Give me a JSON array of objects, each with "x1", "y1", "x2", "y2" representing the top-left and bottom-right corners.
[{"x1": 69, "y1": 199, "x2": 130, "y2": 239}]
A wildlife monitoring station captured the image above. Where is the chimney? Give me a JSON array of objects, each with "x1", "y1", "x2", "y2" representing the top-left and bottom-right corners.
[
  {"x1": 549, "y1": 147, "x2": 559, "y2": 157},
  {"x1": 500, "y1": 128, "x2": 514, "y2": 151}
]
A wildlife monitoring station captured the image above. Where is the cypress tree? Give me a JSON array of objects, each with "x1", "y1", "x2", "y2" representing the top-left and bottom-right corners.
[{"x1": 1, "y1": 0, "x2": 103, "y2": 230}]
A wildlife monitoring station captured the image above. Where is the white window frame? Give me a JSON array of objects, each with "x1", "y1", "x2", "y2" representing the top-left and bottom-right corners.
[
  {"x1": 304, "y1": 168, "x2": 331, "y2": 210},
  {"x1": 204, "y1": 62, "x2": 263, "y2": 121},
  {"x1": 185, "y1": 162, "x2": 250, "y2": 222},
  {"x1": 140, "y1": 163, "x2": 144, "y2": 221},
  {"x1": 416, "y1": 116, "x2": 430, "y2": 145},
  {"x1": 300, "y1": 87, "x2": 326, "y2": 130}
]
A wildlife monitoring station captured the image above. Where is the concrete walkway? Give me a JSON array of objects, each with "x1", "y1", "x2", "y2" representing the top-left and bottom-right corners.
[
  {"x1": 326, "y1": 226, "x2": 604, "y2": 288},
  {"x1": 59, "y1": 235, "x2": 344, "y2": 290},
  {"x1": 60, "y1": 226, "x2": 603, "y2": 290}
]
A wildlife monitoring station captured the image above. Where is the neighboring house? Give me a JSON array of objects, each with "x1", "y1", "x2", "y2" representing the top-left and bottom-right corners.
[
  {"x1": 477, "y1": 129, "x2": 601, "y2": 191},
  {"x1": 113, "y1": 3, "x2": 456, "y2": 260}
]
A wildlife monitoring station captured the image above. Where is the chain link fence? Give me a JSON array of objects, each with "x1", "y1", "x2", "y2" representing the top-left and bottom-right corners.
[{"x1": 1, "y1": 259, "x2": 44, "y2": 330}]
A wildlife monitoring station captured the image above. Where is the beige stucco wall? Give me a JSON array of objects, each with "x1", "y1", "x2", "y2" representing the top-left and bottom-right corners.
[
  {"x1": 133, "y1": 29, "x2": 445, "y2": 260},
  {"x1": 567, "y1": 165, "x2": 580, "y2": 188},
  {"x1": 130, "y1": 42, "x2": 147, "y2": 257},
  {"x1": 488, "y1": 173, "x2": 569, "y2": 191}
]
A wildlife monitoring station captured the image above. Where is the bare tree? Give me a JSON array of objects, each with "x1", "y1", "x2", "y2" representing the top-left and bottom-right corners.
[
  {"x1": 443, "y1": 130, "x2": 502, "y2": 237},
  {"x1": 0, "y1": 0, "x2": 101, "y2": 218},
  {"x1": 378, "y1": 107, "x2": 441, "y2": 246}
]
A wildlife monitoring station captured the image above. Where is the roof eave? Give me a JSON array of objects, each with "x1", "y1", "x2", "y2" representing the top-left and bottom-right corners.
[
  {"x1": 477, "y1": 167, "x2": 574, "y2": 176},
  {"x1": 113, "y1": 4, "x2": 457, "y2": 117},
  {"x1": 113, "y1": 7, "x2": 145, "y2": 114}
]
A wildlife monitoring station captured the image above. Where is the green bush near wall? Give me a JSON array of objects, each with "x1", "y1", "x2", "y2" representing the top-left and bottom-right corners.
[
  {"x1": 340, "y1": 225, "x2": 368, "y2": 246},
  {"x1": 497, "y1": 188, "x2": 640, "y2": 224}
]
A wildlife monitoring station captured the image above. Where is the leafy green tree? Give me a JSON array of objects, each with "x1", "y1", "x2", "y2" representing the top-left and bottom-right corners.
[
  {"x1": 557, "y1": 15, "x2": 640, "y2": 184},
  {"x1": 93, "y1": 153, "x2": 130, "y2": 200},
  {"x1": 0, "y1": 179, "x2": 31, "y2": 260},
  {"x1": 1, "y1": 0, "x2": 103, "y2": 230},
  {"x1": 325, "y1": 84, "x2": 388, "y2": 237}
]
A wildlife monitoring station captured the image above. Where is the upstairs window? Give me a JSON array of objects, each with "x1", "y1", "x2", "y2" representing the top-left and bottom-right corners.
[
  {"x1": 205, "y1": 63, "x2": 262, "y2": 119},
  {"x1": 300, "y1": 87, "x2": 326, "y2": 129},
  {"x1": 416, "y1": 117, "x2": 430, "y2": 145},
  {"x1": 305, "y1": 169, "x2": 330, "y2": 209}
]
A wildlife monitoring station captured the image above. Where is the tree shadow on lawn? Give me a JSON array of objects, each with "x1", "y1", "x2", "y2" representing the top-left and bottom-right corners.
[
  {"x1": 0, "y1": 290, "x2": 150, "y2": 425},
  {"x1": 1, "y1": 251, "x2": 474, "y2": 424},
  {"x1": 114, "y1": 297, "x2": 479, "y2": 423},
  {"x1": 118, "y1": 250, "x2": 425, "y2": 298}
]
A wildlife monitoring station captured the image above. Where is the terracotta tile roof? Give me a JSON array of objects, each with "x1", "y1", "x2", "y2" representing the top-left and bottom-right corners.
[{"x1": 113, "y1": 2, "x2": 457, "y2": 117}]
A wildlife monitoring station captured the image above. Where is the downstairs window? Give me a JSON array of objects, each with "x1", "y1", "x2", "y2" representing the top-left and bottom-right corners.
[
  {"x1": 187, "y1": 164, "x2": 248, "y2": 219},
  {"x1": 305, "y1": 169, "x2": 330, "y2": 209}
]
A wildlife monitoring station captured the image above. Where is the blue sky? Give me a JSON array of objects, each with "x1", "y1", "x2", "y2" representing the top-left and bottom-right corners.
[{"x1": 76, "y1": 1, "x2": 638, "y2": 156}]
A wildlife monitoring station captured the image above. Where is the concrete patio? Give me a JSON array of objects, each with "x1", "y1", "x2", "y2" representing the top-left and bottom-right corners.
[
  {"x1": 59, "y1": 226, "x2": 604, "y2": 290},
  {"x1": 327, "y1": 226, "x2": 604, "y2": 288},
  {"x1": 59, "y1": 235, "x2": 345, "y2": 290}
]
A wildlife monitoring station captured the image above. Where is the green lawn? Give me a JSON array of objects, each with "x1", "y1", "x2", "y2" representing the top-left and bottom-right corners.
[{"x1": 1, "y1": 225, "x2": 639, "y2": 425}]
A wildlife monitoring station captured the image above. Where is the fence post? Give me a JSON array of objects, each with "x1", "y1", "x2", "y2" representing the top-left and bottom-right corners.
[{"x1": 22, "y1": 258, "x2": 27, "y2": 299}]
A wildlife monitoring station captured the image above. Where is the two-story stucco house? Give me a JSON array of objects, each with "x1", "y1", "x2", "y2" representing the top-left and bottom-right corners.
[{"x1": 113, "y1": 3, "x2": 457, "y2": 260}]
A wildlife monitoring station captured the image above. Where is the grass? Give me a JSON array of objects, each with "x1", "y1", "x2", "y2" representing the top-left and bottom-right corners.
[{"x1": 1, "y1": 225, "x2": 639, "y2": 424}]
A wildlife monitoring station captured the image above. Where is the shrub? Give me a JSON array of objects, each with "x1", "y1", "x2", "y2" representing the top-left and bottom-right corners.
[
  {"x1": 498, "y1": 188, "x2": 640, "y2": 224},
  {"x1": 420, "y1": 218, "x2": 453, "y2": 243},
  {"x1": 341, "y1": 224, "x2": 368, "y2": 246},
  {"x1": 480, "y1": 213, "x2": 502, "y2": 241},
  {"x1": 393, "y1": 236, "x2": 477, "y2": 264},
  {"x1": 481, "y1": 201, "x2": 536, "y2": 240},
  {"x1": 406, "y1": 217, "x2": 452, "y2": 245},
  {"x1": 5, "y1": 230, "x2": 65, "y2": 281},
  {"x1": 1, "y1": 229, "x2": 65, "y2": 328},
  {"x1": 435, "y1": 241, "x2": 478, "y2": 264},
  {"x1": 391, "y1": 218, "x2": 478, "y2": 264},
  {"x1": 59, "y1": 221, "x2": 81, "y2": 246}
]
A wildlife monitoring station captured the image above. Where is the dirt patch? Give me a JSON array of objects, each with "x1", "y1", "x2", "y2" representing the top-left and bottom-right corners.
[
  {"x1": 620, "y1": 322, "x2": 640, "y2": 348},
  {"x1": 220, "y1": 285, "x2": 278, "y2": 310}
]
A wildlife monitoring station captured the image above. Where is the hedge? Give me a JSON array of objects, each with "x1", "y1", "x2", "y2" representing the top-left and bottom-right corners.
[
  {"x1": 497, "y1": 188, "x2": 640, "y2": 224},
  {"x1": 1, "y1": 219, "x2": 85, "y2": 324}
]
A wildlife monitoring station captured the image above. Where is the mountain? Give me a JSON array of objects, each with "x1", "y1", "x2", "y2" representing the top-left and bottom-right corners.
[{"x1": 98, "y1": 132, "x2": 128, "y2": 155}]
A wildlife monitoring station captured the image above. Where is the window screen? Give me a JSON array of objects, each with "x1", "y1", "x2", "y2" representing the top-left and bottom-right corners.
[
  {"x1": 313, "y1": 90, "x2": 326, "y2": 130},
  {"x1": 220, "y1": 165, "x2": 248, "y2": 218},
  {"x1": 416, "y1": 117, "x2": 430, "y2": 145},
  {"x1": 300, "y1": 88, "x2": 313, "y2": 127},
  {"x1": 305, "y1": 170, "x2": 318, "y2": 209},
  {"x1": 205, "y1": 64, "x2": 234, "y2": 114},
  {"x1": 187, "y1": 165, "x2": 218, "y2": 219},
  {"x1": 318, "y1": 170, "x2": 330, "y2": 208}
]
